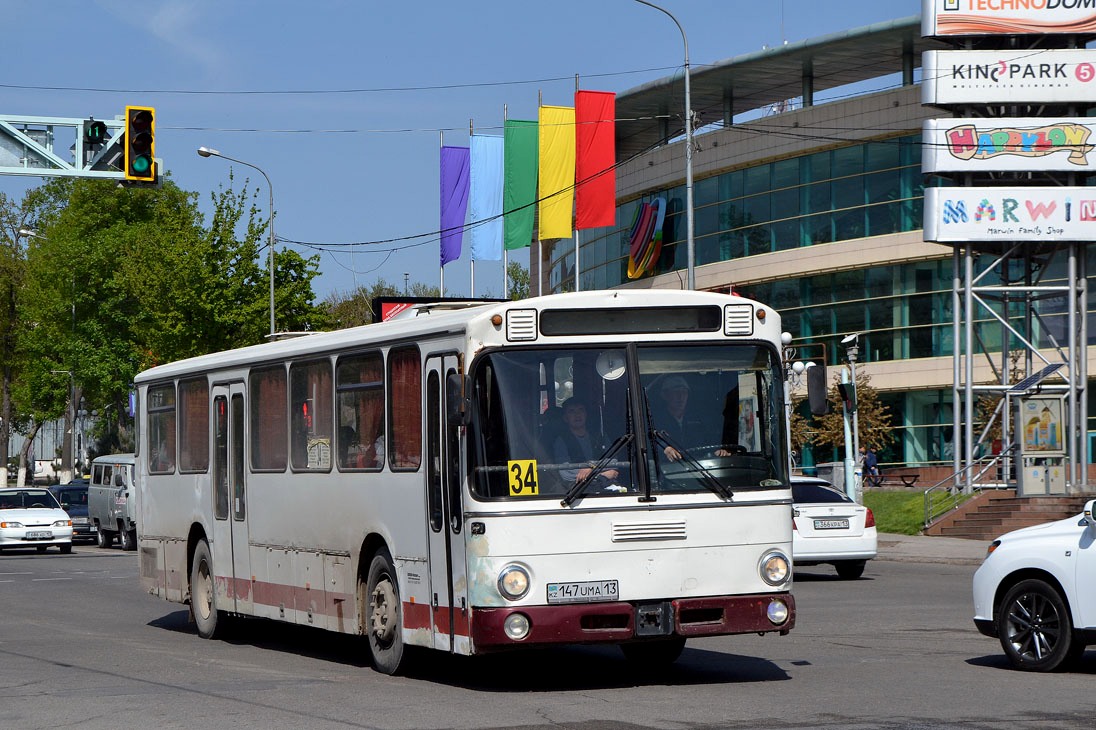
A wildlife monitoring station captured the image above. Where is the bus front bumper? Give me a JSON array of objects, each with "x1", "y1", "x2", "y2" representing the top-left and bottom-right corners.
[{"x1": 471, "y1": 593, "x2": 794, "y2": 649}]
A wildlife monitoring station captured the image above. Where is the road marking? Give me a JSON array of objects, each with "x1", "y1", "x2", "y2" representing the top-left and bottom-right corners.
[{"x1": 32, "y1": 577, "x2": 74, "y2": 582}]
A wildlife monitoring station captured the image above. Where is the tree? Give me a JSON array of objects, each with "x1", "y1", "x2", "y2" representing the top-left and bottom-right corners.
[
  {"x1": 507, "y1": 261, "x2": 530, "y2": 300},
  {"x1": 324, "y1": 278, "x2": 442, "y2": 328},
  {"x1": 805, "y1": 369, "x2": 895, "y2": 459}
]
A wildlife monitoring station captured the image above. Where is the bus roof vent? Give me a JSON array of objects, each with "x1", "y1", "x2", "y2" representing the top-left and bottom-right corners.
[
  {"x1": 724, "y1": 304, "x2": 754, "y2": 336},
  {"x1": 506, "y1": 309, "x2": 538, "y2": 341}
]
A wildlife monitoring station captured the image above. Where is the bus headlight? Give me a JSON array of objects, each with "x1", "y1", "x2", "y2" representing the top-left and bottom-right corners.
[
  {"x1": 497, "y1": 565, "x2": 531, "y2": 600},
  {"x1": 759, "y1": 551, "x2": 791, "y2": 586}
]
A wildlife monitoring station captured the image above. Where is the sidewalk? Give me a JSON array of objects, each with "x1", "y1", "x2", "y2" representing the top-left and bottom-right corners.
[{"x1": 876, "y1": 532, "x2": 989, "y2": 566}]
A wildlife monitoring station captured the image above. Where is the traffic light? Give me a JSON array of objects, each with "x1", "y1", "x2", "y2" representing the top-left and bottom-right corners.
[
  {"x1": 124, "y1": 106, "x2": 156, "y2": 181},
  {"x1": 83, "y1": 118, "x2": 108, "y2": 146},
  {"x1": 837, "y1": 381, "x2": 857, "y2": 413}
]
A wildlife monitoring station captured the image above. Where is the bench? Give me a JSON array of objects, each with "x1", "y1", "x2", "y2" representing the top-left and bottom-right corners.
[{"x1": 867, "y1": 472, "x2": 920, "y2": 488}]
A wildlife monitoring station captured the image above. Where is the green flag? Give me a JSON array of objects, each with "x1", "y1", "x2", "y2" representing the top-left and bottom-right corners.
[{"x1": 504, "y1": 119, "x2": 538, "y2": 251}]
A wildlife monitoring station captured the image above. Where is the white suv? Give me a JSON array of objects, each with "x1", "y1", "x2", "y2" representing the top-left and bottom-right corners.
[{"x1": 973, "y1": 498, "x2": 1096, "y2": 671}]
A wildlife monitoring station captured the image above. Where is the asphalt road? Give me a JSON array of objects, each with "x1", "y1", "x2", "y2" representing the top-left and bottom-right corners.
[{"x1": 2, "y1": 543, "x2": 1095, "y2": 730}]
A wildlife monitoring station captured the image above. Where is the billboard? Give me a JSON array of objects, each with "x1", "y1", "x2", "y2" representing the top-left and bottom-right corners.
[
  {"x1": 923, "y1": 0, "x2": 1096, "y2": 37},
  {"x1": 922, "y1": 49, "x2": 1096, "y2": 104},
  {"x1": 922, "y1": 118, "x2": 1096, "y2": 172},
  {"x1": 924, "y1": 187, "x2": 1096, "y2": 242}
]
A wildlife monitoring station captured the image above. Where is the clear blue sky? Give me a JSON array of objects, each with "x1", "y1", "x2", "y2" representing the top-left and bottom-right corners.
[{"x1": 1, "y1": 0, "x2": 919, "y2": 302}]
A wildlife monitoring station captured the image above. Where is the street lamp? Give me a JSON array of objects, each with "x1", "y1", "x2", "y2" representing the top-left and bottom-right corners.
[
  {"x1": 635, "y1": 0, "x2": 695, "y2": 290},
  {"x1": 197, "y1": 146, "x2": 276, "y2": 337},
  {"x1": 842, "y1": 333, "x2": 861, "y2": 499}
]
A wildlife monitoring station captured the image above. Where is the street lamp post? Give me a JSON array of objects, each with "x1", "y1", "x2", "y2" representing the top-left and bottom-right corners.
[
  {"x1": 635, "y1": 0, "x2": 695, "y2": 290},
  {"x1": 197, "y1": 147, "x2": 276, "y2": 337},
  {"x1": 843, "y1": 333, "x2": 862, "y2": 501}
]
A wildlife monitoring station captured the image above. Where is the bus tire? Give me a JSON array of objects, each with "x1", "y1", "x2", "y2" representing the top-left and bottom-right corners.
[
  {"x1": 365, "y1": 548, "x2": 406, "y2": 675},
  {"x1": 190, "y1": 540, "x2": 222, "y2": 640}
]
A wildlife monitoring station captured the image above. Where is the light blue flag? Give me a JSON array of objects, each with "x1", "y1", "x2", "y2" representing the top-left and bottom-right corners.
[{"x1": 469, "y1": 134, "x2": 504, "y2": 261}]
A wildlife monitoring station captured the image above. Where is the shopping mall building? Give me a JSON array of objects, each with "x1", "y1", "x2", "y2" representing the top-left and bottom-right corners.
[{"x1": 534, "y1": 15, "x2": 1096, "y2": 472}]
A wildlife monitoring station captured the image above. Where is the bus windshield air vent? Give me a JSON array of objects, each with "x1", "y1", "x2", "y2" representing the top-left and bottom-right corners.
[
  {"x1": 724, "y1": 304, "x2": 754, "y2": 336},
  {"x1": 506, "y1": 309, "x2": 538, "y2": 341},
  {"x1": 612, "y1": 520, "x2": 687, "y2": 542}
]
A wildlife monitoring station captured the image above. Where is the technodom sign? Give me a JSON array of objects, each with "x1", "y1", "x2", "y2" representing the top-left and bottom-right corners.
[
  {"x1": 924, "y1": 187, "x2": 1096, "y2": 242},
  {"x1": 924, "y1": 0, "x2": 1096, "y2": 37}
]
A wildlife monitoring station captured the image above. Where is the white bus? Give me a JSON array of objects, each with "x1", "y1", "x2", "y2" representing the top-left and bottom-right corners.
[{"x1": 135, "y1": 289, "x2": 798, "y2": 674}]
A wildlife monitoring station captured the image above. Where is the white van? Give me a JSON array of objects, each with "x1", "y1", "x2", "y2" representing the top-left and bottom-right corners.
[{"x1": 88, "y1": 454, "x2": 137, "y2": 550}]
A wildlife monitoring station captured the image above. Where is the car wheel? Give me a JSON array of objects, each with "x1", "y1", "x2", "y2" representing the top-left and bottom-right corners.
[
  {"x1": 620, "y1": 637, "x2": 687, "y2": 665},
  {"x1": 365, "y1": 548, "x2": 407, "y2": 675},
  {"x1": 36, "y1": 545, "x2": 47, "y2": 554},
  {"x1": 120, "y1": 528, "x2": 137, "y2": 552},
  {"x1": 59, "y1": 543, "x2": 72, "y2": 554},
  {"x1": 835, "y1": 560, "x2": 866, "y2": 580},
  {"x1": 96, "y1": 529, "x2": 113, "y2": 548},
  {"x1": 997, "y1": 578, "x2": 1078, "y2": 672},
  {"x1": 190, "y1": 540, "x2": 223, "y2": 640}
]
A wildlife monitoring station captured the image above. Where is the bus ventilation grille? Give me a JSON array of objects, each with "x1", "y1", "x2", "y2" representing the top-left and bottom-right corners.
[{"x1": 611, "y1": 520, "x2": 687, "y2": 542}]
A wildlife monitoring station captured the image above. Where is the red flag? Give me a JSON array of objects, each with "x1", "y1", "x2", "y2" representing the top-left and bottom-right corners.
[{"x1": 574, "y1": 90, "x2": 616, "y2": 230}]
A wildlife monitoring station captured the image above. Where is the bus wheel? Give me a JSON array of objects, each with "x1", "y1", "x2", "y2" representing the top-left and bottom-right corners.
[
  {"x1": 366, "y1": 548, "x2": 406, "y2": 675},
  {"x1": 190, "y1": 540, "x2": 222, "y2": 640},
  {"x1": 620, "y1": 637, "x2": 686, "y2": 665}
]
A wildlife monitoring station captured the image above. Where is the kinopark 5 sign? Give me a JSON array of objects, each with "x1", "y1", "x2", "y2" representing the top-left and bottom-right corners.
[
  {"x1": 923, "y1": 0, "x2": 1096, "y2": 37},
  {"x1": 923, "y1": 118, "x2": 1096, "y2": 172},
  {"x1": 924, "y1": 187, "x2": 1096, "y2": 241},
  {"x1": 923, "y1": 49, "x2": 1096, "y2": 104}
]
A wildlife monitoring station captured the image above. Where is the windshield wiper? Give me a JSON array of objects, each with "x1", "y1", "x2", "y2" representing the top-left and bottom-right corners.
[
  {"x1": 648, "y1": 428, "x2": 734, "y2": 501},
  {"x1": 561, "y1": 434, "x2": 634, "y2": 507}
]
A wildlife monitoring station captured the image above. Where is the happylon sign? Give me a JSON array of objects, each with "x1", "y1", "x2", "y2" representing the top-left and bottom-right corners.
[
  {"x1": 923, "y1": 49, "x2": 1096, "y2": 105},
  {"x1": 922, "y1": 118, "x2": 1096, "y2": 172},
  {"x1": 923, "y1": 0, "x2": 1096, "y2": 37},
  {"x1": 924, "y1": 187, "x2": 1096, "y2": 242}
]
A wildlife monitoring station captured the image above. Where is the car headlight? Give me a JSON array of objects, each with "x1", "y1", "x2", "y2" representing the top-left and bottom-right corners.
[
  {"x1": 0, "y1": 521, "x2": 24, "y2": 528},
  {"x1": 759, "y1": 550, "x2": 791, "y2": 586},
  {"x1": 497, "y1": 565, "x2": 531, "y2": 600},
  {"x1": 53, "y1": 519, "x2": 72, "y2": 527}
]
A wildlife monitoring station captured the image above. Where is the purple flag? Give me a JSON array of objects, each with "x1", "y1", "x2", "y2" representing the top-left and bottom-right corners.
[{"x1": 440, "y1": 145, "x2": 470, "y2": 267}]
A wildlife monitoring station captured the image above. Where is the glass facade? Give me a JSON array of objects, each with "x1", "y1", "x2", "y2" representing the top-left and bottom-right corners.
[
  {"x1": 552, "y1": 133, "x2": 1096, "y2": 468},
  {"x1": 550, "y1": 134, "x2": 924, "y2": 292}
]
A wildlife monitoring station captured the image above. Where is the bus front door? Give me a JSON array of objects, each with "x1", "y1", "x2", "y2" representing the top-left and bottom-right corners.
[
  {"x1": 425, "y1": 354, "x2": 468, "y2": 653},
  {"x1": 212, "y1": 383, "x2": 253, "y2": 616}
]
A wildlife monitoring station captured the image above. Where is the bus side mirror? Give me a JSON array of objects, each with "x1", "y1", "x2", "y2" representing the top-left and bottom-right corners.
[
  {"x1": 446, "y1": 373, "x2": 471, "y2": 427},
  {"x1": 807, "y1": 365, "x2": 829, "y2": 416}
]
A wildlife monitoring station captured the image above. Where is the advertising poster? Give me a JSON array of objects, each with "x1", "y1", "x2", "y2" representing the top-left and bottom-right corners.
[
  {"x1": 924, "y1": 186, "x2": 1096, "y2": 242},
  {"x1": 922, "y1": 118, "x2": 1096, "y2": 173},
  {"x1": 1019, "y1": 397, "x2": 1064, "y2": 454},
  {"x1": 923, "y1": 49, "x2": 1096, "y2": 105},
  {"x1": 923, "y1": 0, "x2": 1096, "y2": 37}
]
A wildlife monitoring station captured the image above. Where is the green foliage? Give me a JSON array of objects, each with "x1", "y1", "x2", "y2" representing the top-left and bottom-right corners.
[
  {"x1": 324, "y1": 278, "x2": 442, "y2": 328},
  {"x1": 507, "y1": 261, "x2": 530, "y2": 300},
  {"x1": 805, "y1": 369, "x2": 895, "y2": 457}
]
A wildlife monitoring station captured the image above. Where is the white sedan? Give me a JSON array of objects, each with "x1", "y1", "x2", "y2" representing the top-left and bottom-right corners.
[
  {"x1": 0, "y1": 488, "x2": 74, "y2": 554},
  {"x1": 791, "y1": 477, "x2": 877, "y2": 579},
  {"x1": 973, "y1": 499, "x2": 1096, "y2": 672}
]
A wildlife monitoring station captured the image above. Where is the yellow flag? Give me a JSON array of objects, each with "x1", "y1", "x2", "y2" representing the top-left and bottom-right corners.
[{"x1": 538, "y1": 105, "x2": 575, "y2": 240}]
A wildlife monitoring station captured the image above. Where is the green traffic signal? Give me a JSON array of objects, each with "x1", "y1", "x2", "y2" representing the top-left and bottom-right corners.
[
  {"x1": 84, "y1": 119, "x2": 108, "y2": 145},
  {"x1": 124, "y1": 106, "x2": 156, "y2": 181}
]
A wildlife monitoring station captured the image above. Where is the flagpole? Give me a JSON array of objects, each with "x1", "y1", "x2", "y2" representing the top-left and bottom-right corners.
[
  {"x1": 439, "y1": 130, "x2": 445, "y2": 296},
  {"x1": 502, "y1": 104, "x2": 509, "y2": 299},
  {"x1": 537, "y1": 90, "x2": 543, "y2": 298},
  {"x1": 574, "y1": 74, "x2": 581, "y2": 293},
  {"x1": 468, "y1": 119, "x2": 475, "y2": 298}
]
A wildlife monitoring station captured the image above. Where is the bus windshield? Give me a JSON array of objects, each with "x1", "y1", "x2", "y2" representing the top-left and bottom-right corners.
[{"x1": 469, "y1": 343, "x2": 787, "y2": 501}]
